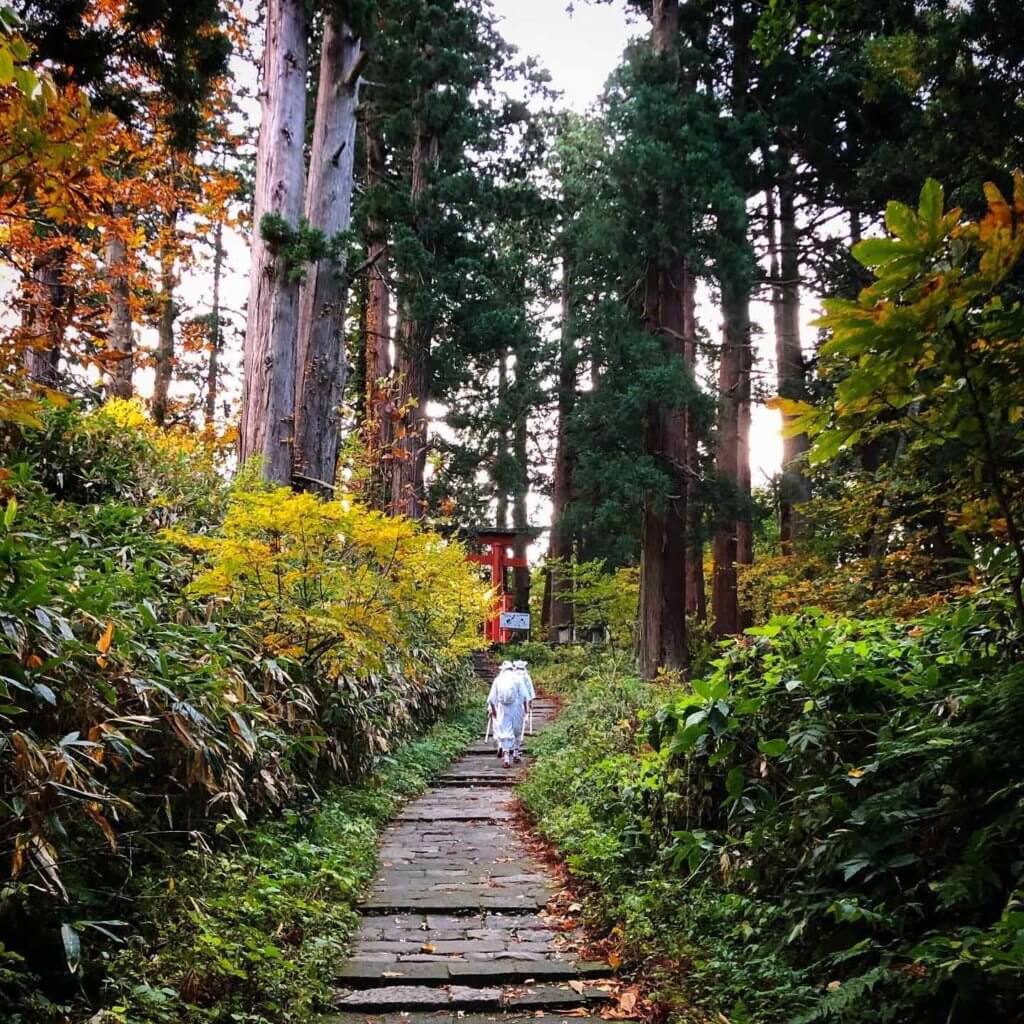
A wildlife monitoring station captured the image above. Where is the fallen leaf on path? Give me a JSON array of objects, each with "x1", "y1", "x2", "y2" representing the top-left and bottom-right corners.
[
  {"x1": 618, "y1": 988, "x2": 638, "y2": 1013},
  {"x1": 421, "y1": 944, "x2": 436, "y2": 953},
  {"x1": 607, "y1": 951, "x2": 622, "y2": 969},
  {"x1": 568, "y1": 980, "x2": 586, "y2": 995}
]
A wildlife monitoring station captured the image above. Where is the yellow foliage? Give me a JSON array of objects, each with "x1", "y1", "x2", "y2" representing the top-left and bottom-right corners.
[
  {"x1": 169, "y1": 488, "x2": 492, "y2": 681},
  {"x1": 93, "y1": 398, "x2": 227, "y2": 467}
]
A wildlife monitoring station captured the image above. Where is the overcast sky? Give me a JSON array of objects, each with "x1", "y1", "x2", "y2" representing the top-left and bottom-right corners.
[{"x1": 492, "y1": 0, "x2": 639, "y2": 111}]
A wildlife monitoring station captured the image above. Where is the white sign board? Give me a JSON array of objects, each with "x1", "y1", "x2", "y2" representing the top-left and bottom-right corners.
[{"x1": 499, "y1": 612, "x2": 531, "y2": 631}]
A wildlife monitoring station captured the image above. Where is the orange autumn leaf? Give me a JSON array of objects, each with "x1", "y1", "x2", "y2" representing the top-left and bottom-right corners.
[{"x1": 96, "y1": 621, "x2": 114, "y2": 654}]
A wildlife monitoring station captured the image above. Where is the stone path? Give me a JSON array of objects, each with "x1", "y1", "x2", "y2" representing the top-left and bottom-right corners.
[{"x1": 328, "y1": 695, "x2": 613, "y2": 1024}]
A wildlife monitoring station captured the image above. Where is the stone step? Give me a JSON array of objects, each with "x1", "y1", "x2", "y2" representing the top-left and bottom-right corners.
[
  {"x1": 394, "y1": 809, "x2": 516, "y2": 822},
  {"x1": 465, "y1": 742, "x2": 534, "y2": 756},
  {"x1": 333, "y1": 980, "x2": 613, "y2": 1013},
  {"x1": 337, "y1": 958, "x2": 608, "y2": 989},
  {"x1": 437, "y1": 777, "x2": 517, "y2": 788},
  {"x1": 360, "y1": 893, "x2": 548, "y2": 914},
  {"x1": 328, "y1": 1014, "x2": 605, "y2": 1024}
]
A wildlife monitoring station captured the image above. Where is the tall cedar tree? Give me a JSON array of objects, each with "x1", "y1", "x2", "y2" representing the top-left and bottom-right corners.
[
  {"x1": 358, "y1": 0, "x2": 552, "y2": 522},
  {"x1": 240, "y1": 0, "x2": 308, "y2": 483},
  {"x1": 293, "y1": 10, "x2": 366, "y2": 492}
]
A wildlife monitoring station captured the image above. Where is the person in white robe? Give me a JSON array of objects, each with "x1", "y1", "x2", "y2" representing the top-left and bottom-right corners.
[
  {"x1": 487, "y1": 662, "x2": 528, "y2": 768},
  {"x1": 513, "y1": 660, "x2": 535, "y2": 737}
]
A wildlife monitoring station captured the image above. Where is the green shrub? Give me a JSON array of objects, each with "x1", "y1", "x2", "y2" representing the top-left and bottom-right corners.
[
  {"x1": 522, "y1": 607, "x2": 1024, "y2": 1022},
  {"x1": 0, "y1": 402, "x2": 483, "y2": 1020}
]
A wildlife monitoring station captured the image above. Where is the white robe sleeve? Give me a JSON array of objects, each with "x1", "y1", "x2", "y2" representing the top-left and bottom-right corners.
[{"x1": 523, "y1": 671, "x2": 535, "y2": 700}]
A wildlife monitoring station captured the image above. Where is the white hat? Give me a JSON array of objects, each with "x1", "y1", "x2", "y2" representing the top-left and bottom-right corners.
[
  {"x1": 513, "y1": 660, "x2": 527, "y2": 669},
  {"x1": 500, "y1": 661, "x2": 513, "y2": 670}
]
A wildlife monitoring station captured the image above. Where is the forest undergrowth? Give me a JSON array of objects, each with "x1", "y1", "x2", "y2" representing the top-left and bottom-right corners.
[
  {"x1": 0, "y1": 401, "x2": 490, "y2": 1022},
  {"x1": 519, "y1": 611, "x2": 1024, "y2": 1024}
]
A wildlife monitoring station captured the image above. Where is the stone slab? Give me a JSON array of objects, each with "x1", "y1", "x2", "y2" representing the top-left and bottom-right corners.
[
  {"x1": 447, "y1": 960, "x2": 603, "y2": 984},
  {"x1": 338, "y1": 961, "x2": 449, "y2": 985},
  {"x1": 327, "y1": 1015, "x2": 604, "y2": 1024},
  {"x1": 505, "y1": 984, "x2": 612, "y2": 1009},
  {"x1": 333, "y1": 985, "x2": 503, "y2": 1011},
  {"x1": 361, "y1": 895, "x2": 546, "y2": 913}
]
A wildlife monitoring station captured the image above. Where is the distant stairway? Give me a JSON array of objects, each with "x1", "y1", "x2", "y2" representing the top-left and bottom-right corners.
[{"x1": 471, "y1": 649, "x2": 499, "y2": 682}]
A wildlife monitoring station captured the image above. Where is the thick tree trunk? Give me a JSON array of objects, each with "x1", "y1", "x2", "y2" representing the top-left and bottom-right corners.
[
  {"x1": 511, "y1": 334, "x2": 534, "y2": 616},
  {"x1": 637, "y1": 262, "x2": 691, "y2": 678},
  {"x1": 512, "y1": 411, "x2": 530, "y2": 615},
  {"x1": 736, "y1": 315, "x2": 753, "y2": 628},
  {"x1": 711, "y1": 276, "x2": 748, "y2": 637},
  {"x1": 24, "y1": 253, "x2": 68, "y2": 388},
  {"x1": 390, "y1": 338, "x2": 430, "y2": 518},
  {"x1": 293, "y1": 15, "x2": 365, "y2": 493},
  {"x1": 363, "y1": 116, "x2": 393, "y2": 506},
  {"x1": 151, "y1": 210, "x2": 177, "y2": 427},
  {"x1": 775, "y1": 167, "x2": 810, "y2": 551},
  {"x1": 652, "y1": 0, "x2": 679, "y2": 43},
  {"x1": 205, "y1": 218, "x2": 224, "y2": 428},
  {"x1": 495, "y1": 349, "x2": 509, "y2": 529},
  {"x1": 682, "y1": 269, "x2": 705, "y2": 623},
  {"x1": 547, "y1": 261, "x2": 577, "y2": 639},
  {"x1": 240, "y1": 0, "x2": 309, "y2": 484},
  {"x1": 105, "y1": 214, "x2": 133, "y2": 398},
  {"x1": 712, "y1": 0, "x2": 754, "y2": 636},
  {"x1": 390, "y1": 111, "x2": 438, "y2": 519},
  {"x1": 637, "y1": 0, "x2": 691, "y2": 679}
]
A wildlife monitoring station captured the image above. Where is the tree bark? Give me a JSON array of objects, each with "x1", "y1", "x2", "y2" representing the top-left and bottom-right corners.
[
  {"x1": 240, "y1": 0, "x2": 309, "y2": 484},
  {"x1": 511, "y1": 329, "x2": 534, "y2": 616},
  {"x1": 105, "y1": 212, "x2": 133, "y2": 399},
  {"x1": 651, "y1": 0, "x2": 679, "y2": 44},
  {"x1": 712, "y1": 275, "x2": 748, "y2": 637},
  {"x1": 736, "y1": 308, "x2": 753, "y2": 629},
  {"x1": 682, "y1": 268, "x2": 704, "y2": 624},
  {"x1": 390, "y1": 336, "x2": 430, "y2": 518},
  {"x1": 775, "y1": 164, "x2": 810, "y2": 551},
  {"x1": 495, "y1": 348, "x2": 509, "y2": 529},
  {"x1": 390, "y1": 107, "x2": 438, "y2": 519},
  {"x1": 711, "y1": 0, "x2": 754, "y2": 637},
  {"x1": 151, "y1": 209, "x2": 177, "y2": 427},
  {"x1": 638, "y1": 259, "x2": 692, "y2": 679},
  {"x1": 512, "y1": 405, "x2": 530, "y2": 615},
  {"x1": 363, "y1": 115, "x2": 393, "y2": 506},
  {"x1": 547, "y1": 260, "x2": 577, "y2": 639},
  {"x1": 293, "y1": 14, "x2": 365, "y2": 493},
  {"x1": 24, "y1": 253, "x2": 67, "y2": 388},
  {"x1": 637, "y1": 0, "x2": 692, "y2": 679},
  {"x1": 205, "y1": 218, "x2": 224, "y2": 428}
]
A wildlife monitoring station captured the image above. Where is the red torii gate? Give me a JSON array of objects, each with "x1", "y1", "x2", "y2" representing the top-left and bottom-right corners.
[{"x1": 466, "y1": 527, "x2": 533, "y2": 644}]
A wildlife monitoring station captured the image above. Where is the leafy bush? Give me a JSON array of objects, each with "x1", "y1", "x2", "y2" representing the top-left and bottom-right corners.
[
  {"x1": 522, "y1": 607, "x2": 1024, "y2": 1022},
  {"x1": 537, "y1": 558, "x2": 640, "y2": 646},
  {"x1": 0, "y1": 401, "x2": 488, "y2": 1019}
]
